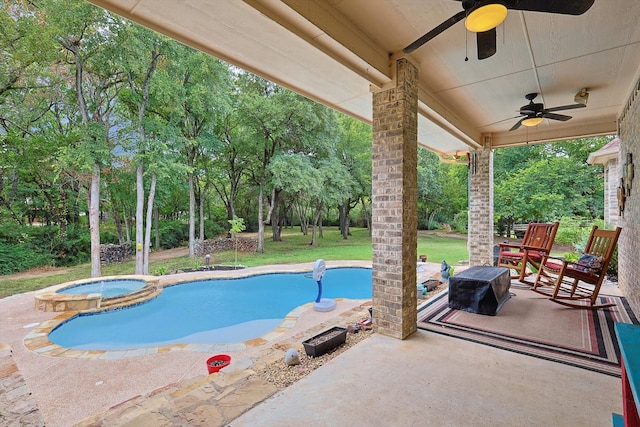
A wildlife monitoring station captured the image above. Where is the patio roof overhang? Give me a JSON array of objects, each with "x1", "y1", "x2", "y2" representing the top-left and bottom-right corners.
[
  {"x1": 587, "y1": 137, "x2": 621, "y2": 165},
  {"x1": 87, "y1": 0, "x2": 640, "y2": 156}
]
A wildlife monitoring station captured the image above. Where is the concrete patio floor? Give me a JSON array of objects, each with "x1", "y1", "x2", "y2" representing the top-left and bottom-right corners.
[
  {"x1": 1, "y1": 261, "x2": 624, "y2": 426},
  {"x1": 233, "y1": 329, "x2": 622, "y2": 427}
]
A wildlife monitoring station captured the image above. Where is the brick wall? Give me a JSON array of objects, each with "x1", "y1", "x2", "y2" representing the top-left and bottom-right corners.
[
  {"x1": 618, "y1": 79, "x2": 640, "y2": 317},
  {"x1": 468, "y1": 148, "x2": 494, "y2": 266},
  {"x1": 371, "y1": 58, "x2": 418, "y2": 339}
]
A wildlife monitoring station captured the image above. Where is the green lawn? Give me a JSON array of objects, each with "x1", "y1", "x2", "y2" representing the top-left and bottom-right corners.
[{"x1": 0, "y1": 228, "x2": 469, "y2": 298}]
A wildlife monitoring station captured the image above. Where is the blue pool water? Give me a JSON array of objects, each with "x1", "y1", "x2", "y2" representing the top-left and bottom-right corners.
[
  {"x1": 48, "y1": 267, "x2": 372, "y2": 350},
  {"x1": 56, "y1": 279, "x2": 146, "y2": 298}
]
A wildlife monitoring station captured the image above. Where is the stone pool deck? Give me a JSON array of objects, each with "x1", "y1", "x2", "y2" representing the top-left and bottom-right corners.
[
  {"x1": 4, "y1": 260, "x2": 433, "y2": 426},
  {"x1": 1, "y1": 260, "x2": 623, "y2": 426}
]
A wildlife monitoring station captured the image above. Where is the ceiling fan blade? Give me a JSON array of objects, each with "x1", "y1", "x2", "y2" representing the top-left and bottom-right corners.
[
  {"x1": 477, "y1": 28, "x2": 496, "y2": 60},
  {"x1": 483, "y1": 115, "x2": 522, "y2": 127},
  {"x1": 545, "y1": 103, "x2": 587, "y2": 112},
  {"x1": 508, "y1": 0, "x2": 595, "y2": 15},
  {"x1": 509, "y1": 118, "x2": 525, "y2": 131},
  {"x1": 403, "y1": 11, "x2": 466, "y2": 53},
  {"x1": 542, "y1": 112, "x2": 572, "y2": 121}
]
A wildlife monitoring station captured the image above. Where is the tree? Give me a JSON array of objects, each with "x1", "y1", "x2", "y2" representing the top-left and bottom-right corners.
[
  {"x1": 494, "y1": 138, "x2": 607, "y2": 234},
  {"x1": 162, "y1": 46, "x2": 233, "y2": 257},
  {"x1": 228, "y1": 216, "x2": 246, "y2": 266},
  {"x1": 209, "y1": 103, "x2": 251, "y2": 224},
  {"x1": 417, "y1": 148, "x2": 444, "y2": 229},
  {"x1": 335, "y1": 114, "x2": 372, "y2": 239},
  {"x1": 0, "y1": 2, "x2": 62, "y2": 226},
  {"x1": 269, "y1": 153, "x2": 321, "y2": 235},
  {"x1": 45, "y1": 0, "x2": 125, "y2": 277},
  {"x1": 116, "y1": 23, "x2": 166, "y2": 274},
  {"x1": 238, "y1": 74, "x2": 333, "y2": 251}
]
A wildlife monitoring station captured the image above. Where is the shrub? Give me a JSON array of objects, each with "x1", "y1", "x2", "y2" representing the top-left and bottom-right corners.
[
  {"x1": 451, "y1": 210, "x2": 468, "y2": 233},
  {"x1": 0, "y1": 242, "x2": 53, "y2": 275},
  {"x1": 100, "y1": 229, "x2": 120, "y2": 245},
  {"x1": 203, "y1": 219, "x2": 225, "y2": 239},
  {"x1": 554, "y1": 217, "x2": 601, "y2": 248},
  {"x1": 50, "y1": 225, "x2": 91, "y2": 266},
  {"x1": 157, "y1": 221, "x2": 189, "y2": 249}
]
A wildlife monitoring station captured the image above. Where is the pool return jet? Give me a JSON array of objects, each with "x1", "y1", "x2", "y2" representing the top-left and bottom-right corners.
[{"x1": 312, "y1": 259, "x2": 336, "y2": 312}]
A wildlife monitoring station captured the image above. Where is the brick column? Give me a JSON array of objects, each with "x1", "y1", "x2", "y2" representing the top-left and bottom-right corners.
[
  {"x1": 371, "y1": 58, "x2": 418, "y2": 339},
  {"x1": 468, "y1": 148, "x2": 494, "y2": 266}
]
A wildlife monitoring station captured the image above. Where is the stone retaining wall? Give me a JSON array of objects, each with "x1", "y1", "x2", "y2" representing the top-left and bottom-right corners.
[
  {"x1": 100, "y1": 243, "x2": 132, "y2": 265},
  {"x1": 194, "y1": 236, "x2": 258, "y2": 256}
]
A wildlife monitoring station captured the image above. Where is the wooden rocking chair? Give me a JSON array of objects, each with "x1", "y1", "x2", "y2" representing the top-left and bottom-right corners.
[
  {"x1": 532, "y1": 226, "x2": 622, "y2": 310},
  {"x1": 497, "y1": 222, "x2": 559, "y2": 285}
]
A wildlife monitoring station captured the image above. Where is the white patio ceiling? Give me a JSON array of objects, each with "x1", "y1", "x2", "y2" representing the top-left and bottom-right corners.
[{"x1": 87, "y1": 0, "x2": 640, "y2": 156}]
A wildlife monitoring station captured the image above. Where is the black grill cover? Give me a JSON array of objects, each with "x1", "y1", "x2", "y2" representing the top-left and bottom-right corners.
[{"x1": 448, "y1": 266, "x2": 511, "y2": 316}]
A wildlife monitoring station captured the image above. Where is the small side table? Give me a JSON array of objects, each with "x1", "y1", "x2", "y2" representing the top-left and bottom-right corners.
[
  {"x1": 448, "y1": 266, "x2": 511, "y2": 316},
  {"x1": 614, "y1": 322, "x2": 640, "y2": 427}
]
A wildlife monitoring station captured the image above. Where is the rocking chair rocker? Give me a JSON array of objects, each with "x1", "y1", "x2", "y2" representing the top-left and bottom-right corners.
[
  {"x1": 497, "y1": 222, "x2": 559, "y2": 285},
  {"x1": 532, "y1": 226, "x2": 621, "y2": 310}
]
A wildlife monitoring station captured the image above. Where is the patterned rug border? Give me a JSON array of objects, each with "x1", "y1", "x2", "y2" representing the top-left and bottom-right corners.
[{"x1": 417, "y1": 285, "x2": 639, "y2": 378}]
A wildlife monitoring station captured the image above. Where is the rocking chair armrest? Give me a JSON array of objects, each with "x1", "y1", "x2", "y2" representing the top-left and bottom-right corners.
[
  {"x1": 498, "y1": 243, "x2": 520, "y2": 250},
  {"x1": 519, "y1": 244, "x2": 551, "y2": 253}
]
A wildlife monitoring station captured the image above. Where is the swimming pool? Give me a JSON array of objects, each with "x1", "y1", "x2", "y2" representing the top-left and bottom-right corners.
[
  {"x1": 48, "y1": 267, "x2": 372, "y2": 350},
  {"x1": 56, "y1": 279, "x2": 146, "y2": 298}
]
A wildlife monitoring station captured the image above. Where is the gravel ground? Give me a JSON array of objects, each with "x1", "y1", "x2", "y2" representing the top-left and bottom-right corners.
[
  {"x1": 258, "y1": 282, "x2": 446, "y2": 390},
  {"x1": 259, "y1": 325, "x2": 375, "y2": 389}
]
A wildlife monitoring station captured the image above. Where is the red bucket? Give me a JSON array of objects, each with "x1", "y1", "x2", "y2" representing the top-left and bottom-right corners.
[{"x1": 206, "y1": 354, "x2": 231, "y2": 374}]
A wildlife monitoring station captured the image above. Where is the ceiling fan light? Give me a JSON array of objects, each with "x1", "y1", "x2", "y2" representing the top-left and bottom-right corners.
[
  {"x1": 521, "y1": 116, "x2": 543, "y2": 127},
  {"x1": 465, "y1": 2, "x2": 508, "y2": 33}
]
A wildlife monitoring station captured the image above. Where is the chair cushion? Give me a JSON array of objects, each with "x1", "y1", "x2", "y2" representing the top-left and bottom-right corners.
[
  {"x1": 542, "y1": 259, "x2": 564, "y2": 272},
  {"x1": 499, "y1": 251, "x2": 524, "y2": 260},
  {"x1": 575, "y1": 254, "x2": 604, "y2": 273},
  {"x1": 527, "y1": 251, "x2": 543, "y2": 261}
]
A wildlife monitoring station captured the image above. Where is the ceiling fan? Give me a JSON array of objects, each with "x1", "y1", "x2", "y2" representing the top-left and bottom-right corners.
[
  {"x1": 403, "y1": 0, "x2": 596, "y2": 60},
  {"x1": 509, "y1": 92, "x2": 586, "y2": 131}
]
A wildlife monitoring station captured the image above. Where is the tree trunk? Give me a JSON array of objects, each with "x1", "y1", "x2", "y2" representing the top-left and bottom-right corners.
[
  {"x1": 154, "y1": 204, "x2": 160, "y2": 250},
  {"x1": 428, "y1": 210, "x2": 436, "y2": 230},
  {"x1": 361, "y1": 197, "x2": 372, "y2": 236},
  {"x1": 257, "y1": 184, "x2": 265, "y2": 253},
  {"x1": 199, "y1": 186, "x2": 205, "y2": 240},
  {"x1": 124, "y1": 205, "x2": 131, "y2": 243},
  {"x1": 89, "y1": 163, "x2": 101, "y2": 277},
  {"x1": 270, "y1": 190, "x2": 283, "y2": 242},
  {"x1": 113, "y1": 198, "x2": 124, "y2": 244},
  {"x1": 135, "y1": 164, "x2": 144, "y2": 274},
  {"x1": 188, "y1": 172, "x2": 195, "y2": 257},
  {"x1": 338, "y1": 202, "x2": 351, "y2": 240},
  {"x1": 143, "y1": 174, "x2": 156, "y2": 275},
  {"x1": 310, "y1": 202, "x2": 323, "y2": 246}
]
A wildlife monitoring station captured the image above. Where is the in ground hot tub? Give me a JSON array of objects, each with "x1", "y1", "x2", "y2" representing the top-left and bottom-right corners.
[
  {"x1": 57, "y1": 279, "x2": 146, "y2": 298},
  {"x1": 34, "y1": 276, "x2": 158, "y2": 312}
]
